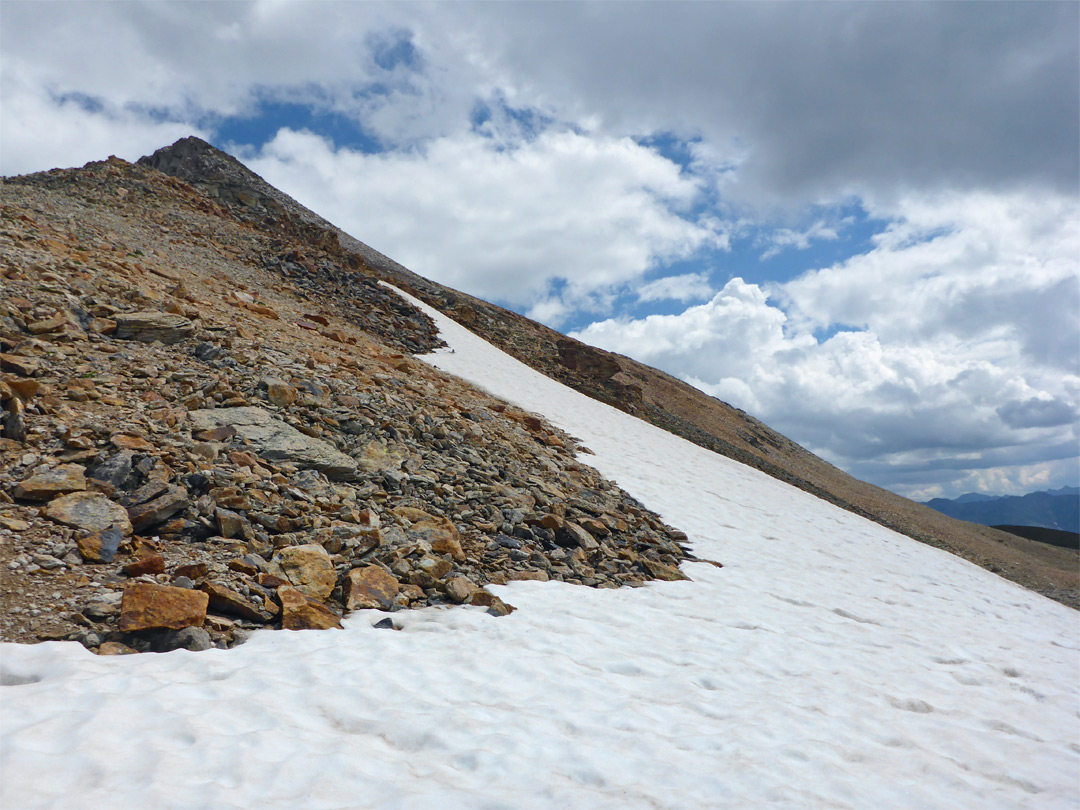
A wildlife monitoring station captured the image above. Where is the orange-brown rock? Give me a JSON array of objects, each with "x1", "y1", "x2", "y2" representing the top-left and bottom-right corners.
[
  {"x1": 343, "y1": 566, "x2": 400, "y2": 611},
  {"x1": 13, "y1": 464, "x2": 87, "y2": 500},
  {"x1": 200, "y1": 581, "x2": 274, "y2": 623},
  {"x1": 122, "y1": 554, "x2": 167, "y2": 577},
  {"x1": 277, "y1": 585, "x2": 342, "y2": 630},
  {"x1": 274, "y1": 543, "x2": 336, "y2": 599},
  {"x1": 118, "y1": 583, "x2": 208, "y2": 631}
]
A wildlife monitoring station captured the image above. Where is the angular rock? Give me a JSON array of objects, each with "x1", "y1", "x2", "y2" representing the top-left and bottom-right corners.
[
  {"x1": 13, "y1": 464, "x2": 87, "y2": 500},
  {"x1": 97, "y1": 641, "x2": 138, "y2": 656},
  {"x1": 118, "y1": 582, "x2": 208, "y2": 631},
  {"x1": 122, "y1": 554, "x2": 166, "y2": 577},
  {"x1": 77, "y1": 526, "x2": 124, "y2": 563},
  {"x1": 0, "y1": 353, "x2": 41, "y2": 376},
  {"x1": 215, "y1": 507, "x2": 247, "y2": 539},
  {"x1": 277, "y1": 585, "x2": 342, "y2": 630},
  {"x1": 274, "y1": 543, "x2": 336, "y2": 600},
  {"x1": 444, "y1": 576, "x2": 477, "y2": 604},
  {"x1": 86, "y1": 450, "x2": 133, "y2": 489},
  {"x1": 114, "y1": 311, "x2": 194, "y2": 344},
  {"x1": 343, "y1": 566, "x2": 400, "y2": 611},
  {"x1": 188, "y1": 407, "x2": 357, "y2": 480},
  {"x1": 127, "y1": 485, "x2": 189, "y2": 532},
  {"x1": 556, "y1": 522, "x2": 599, "y2": 551},
  {"x1": 201, "y1": 581, "x2": 274, "y2": 623},
  {"x1": 46, "y1": 491, "x2": 132, "y2": 535},
  {"x1": 154, "y1": 626, "x2": 213, "y2": 652},
  {"x1": 641, "y1": 559, "x2": 690, "y2": 582},
  {"x1": 265, "y1": 380, "x2": 297, "y2": 407},
  {"x1": 406, "y1": 515, "x2": 464, "y2": 560}
]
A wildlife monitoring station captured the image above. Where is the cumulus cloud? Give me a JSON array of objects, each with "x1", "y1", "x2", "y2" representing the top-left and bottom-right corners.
[
  {"x1": 573, "y1": 191, "x2": 1080, "y2": 498},
  {"x1": 244, "y1": 128, "x2": 722, "y2": 324}
]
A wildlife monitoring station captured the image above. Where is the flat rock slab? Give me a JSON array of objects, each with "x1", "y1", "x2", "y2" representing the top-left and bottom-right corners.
[
  {"x1": 13, "y1": 464, "x2": 87, "y2": 500},
  {"x1": 46, "y1": 491, "x2": 132, "y2": 535},
  {"x1": 114, "y1": 311, "x2": 194, "y2": 344},
  {"x1": 119, "y1": 583, "x2": 208, "y2": 631},
  {"x1": 188, "y1": 407, "x2": 357, "y2": 480}
]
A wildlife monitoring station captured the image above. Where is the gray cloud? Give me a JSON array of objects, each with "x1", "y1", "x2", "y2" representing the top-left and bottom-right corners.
[
  {"x1": 442, "y1": 2, "x2": 1079, "y2": 205},
  {"x1": 997, "y1": 398, "x2": 1077, "y2": 430}
]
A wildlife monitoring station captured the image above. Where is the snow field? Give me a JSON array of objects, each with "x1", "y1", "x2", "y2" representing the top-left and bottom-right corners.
[{"x1": 0, "y1": 288, "x2": 1077, "y2": 809}]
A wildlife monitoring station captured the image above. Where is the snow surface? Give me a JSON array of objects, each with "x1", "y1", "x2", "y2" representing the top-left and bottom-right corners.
[{"x1": 2, "y1": 290, "x2": 1078, "y2": 810}]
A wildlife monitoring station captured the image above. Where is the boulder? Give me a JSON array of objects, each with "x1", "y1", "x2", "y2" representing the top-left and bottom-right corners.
[
  {"x1": 118, "y1": 583, "x2": 208, "y2": 631},
  {"x1": 274, "y1": 543, "x2": 336, "y2": 600},
  {"x1": 343, "y1": 566, "x2": 400, "y2": 611},
  {"x1": 114, "y1": 311, "x2": 194, "y2": 344},
  {"x1": 46, "y1": 491, "x2": 132, "y2": 535},
  {"x1": 277, "y1": 585, "x2": 342, "y2": 630},
  {"x1": 188, "y1": 407, "x2": 357, "y2": 480}
]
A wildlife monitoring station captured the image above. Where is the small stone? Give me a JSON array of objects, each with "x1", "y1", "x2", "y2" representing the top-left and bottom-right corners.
[
  {"x1": 215, "y1": 508, "x2": 247, "y2": 539},
  {"x1": 123, "y1": 554, "x2": 166, "y2": 577},
  {"x1": 174, "y1": 562, "x2": 209, "y2": 579},
  {"x1": 343, "y1": 566, "x2": 400, "y2": 611},
  {"x1": 118, "y1": 582, "x2": 208, "y2": 631},
  {"x1": 77, "y1": 525, "x2": 124, "y2": 563},
  {"x1": 444, "y1": 576, "x2": 476, "y2": 604},
  {"x1": 406, "y1": 515, "x2": 463, "y2": 561},
  {"x1": 155, "y1": 626, "x2": 213, "y2": 652},
  {"x1": 642, "y1": 559, "x2": 690, "y2": 582},
  {"x1": 46, "y1": 491, "x2": 132, "y2": 535},
  {"x1": 508, "y1": 570, "x2": 549, "y2": 582},
  {"x1": 97, "y1": 641, "x2": 137, "y2": 655},
  {"x1": 13, "y1": 464, "x2": 87, "y2": 500},
  {"x1": 274, "y1": 543, "x2": 336, "y2": 600},
  {"x1": 266, "y1": 381, "x2": 297, "y2": 407},
  {"x1": 278, "y1": 585, "x2": 342, "y2": 630},
  {"x1": 0, "y1": 515, "x2": 31, "y2": 531},
  {"x1": 110, "y1": 433, "x2": 155, "y2": 452}
]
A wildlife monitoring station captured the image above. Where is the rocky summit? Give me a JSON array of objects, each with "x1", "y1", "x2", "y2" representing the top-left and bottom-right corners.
[
  {"x1": 1, "y1": 138, "x2": 1075, "y2": 658},
  {"x1": 0, "y1": 151, "x2": 699, "y2": 654}
]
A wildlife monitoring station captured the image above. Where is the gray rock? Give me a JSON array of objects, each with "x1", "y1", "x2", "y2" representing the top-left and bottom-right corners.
[
  {"x1": 154, "y1": 626, "x2": 213, "y2": 652},
  {"x1": 86, "y1": 451, "x2": 134, "y2": 489},
  {"x1": 114, "y1": 311, "x2": 194, "y2": 344},
  {"x1": 189, "y1": 407, "x2": 357, "y2": 480}
]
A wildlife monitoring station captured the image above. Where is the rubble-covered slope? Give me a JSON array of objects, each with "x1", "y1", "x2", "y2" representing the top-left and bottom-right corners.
[
  {"x1": 0, "y1": 156, "x2": 695, "y2": 654},
  {"x1": 136, "y1": 137, "x2": 1079, "y2": 610}
]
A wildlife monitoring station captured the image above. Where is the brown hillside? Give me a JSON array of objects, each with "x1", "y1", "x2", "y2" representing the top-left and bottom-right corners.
[{"x1": 121, "y1": 137, "x2": 1080, "y2": 611}]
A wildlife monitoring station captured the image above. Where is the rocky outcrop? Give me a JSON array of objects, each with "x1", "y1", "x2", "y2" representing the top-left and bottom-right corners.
[
  {"x1": 189, "y1": 406, "x2": 359, "y2": 480},
  {"x1": 0, "y1": 154, "x2": 697, "y2": 655}
]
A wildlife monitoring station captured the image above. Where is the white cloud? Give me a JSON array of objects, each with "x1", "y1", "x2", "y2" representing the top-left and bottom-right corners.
[
  {"x1": 0, "y1": 73, "x2": 208, "y2": 176},
  {"x1": 244, "y1": 128, "x2": 722, "y2": 324},
  {"x1": 573, "y1": 191, "x2": 1080, "y2": 498},
  {"x1": 760, "y1": 219, "x2": 844, "y2": 259},
  {"x1": 636, "y1": 273, "x2": 714, "y2": 304}
]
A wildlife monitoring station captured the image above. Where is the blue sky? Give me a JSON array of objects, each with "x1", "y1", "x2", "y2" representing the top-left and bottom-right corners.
[{"x1": 2, "y1": 1, "x2": 1077, "y2": 501}]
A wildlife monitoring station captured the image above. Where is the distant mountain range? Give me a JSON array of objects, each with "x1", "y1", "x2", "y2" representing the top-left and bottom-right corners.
[{"x1": 923, "y1": 487, "x2": 1079, "y2": 534}]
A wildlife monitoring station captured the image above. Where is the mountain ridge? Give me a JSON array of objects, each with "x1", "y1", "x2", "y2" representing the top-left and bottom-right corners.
[
  {"x1": 136, "y1": 136, "x2": 1079, "y2": 609},
  {"x1": 0, "y1": 138, "x2": 1075, "y2": 658}
]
